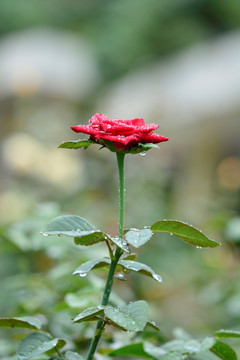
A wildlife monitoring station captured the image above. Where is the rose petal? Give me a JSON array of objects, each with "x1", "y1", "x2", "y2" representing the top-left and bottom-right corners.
[
  {"x1": 138, "y1": 133, "x2": 169, "y2": 143},
  {"x1": 90, "y1": 113, "x2": 109, "y2": 125},
  {"x1": 101, "y1": 123, "x2": 135, "y2": 135},
  {"x1": 95, "y1": 133, "x2": 138, "y2": 145},
  {"x1": 71, "y1": 113, "x2": 168, "y2": 151},
  {"x1": 71, "y1": 125, "x2": 99, "y2": 135}
]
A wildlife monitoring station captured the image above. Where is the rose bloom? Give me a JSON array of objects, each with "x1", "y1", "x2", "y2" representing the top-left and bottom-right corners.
[{"x1": 71, "y1": 113, "x2": 168, "y2": 151}]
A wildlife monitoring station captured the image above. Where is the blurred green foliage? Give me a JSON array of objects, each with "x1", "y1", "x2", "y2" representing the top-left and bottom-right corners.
[{"x1": 0, "y1": 0, "x2": 240, "y2": 81}]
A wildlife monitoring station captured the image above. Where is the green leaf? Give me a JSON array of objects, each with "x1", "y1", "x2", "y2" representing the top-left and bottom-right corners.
[
  {"x1": 73, "y1": 258, "x2": 160, "y2": 280},
  {"x1": 65, "y1": 351, "x2": 85, "y2": 360},
  {"x1": 17, "y1": 333, "x2": 66, "y2": 360},
  {"x1": 162, "y1": 338, "x2": 216, "y2": 355},
  {"x1": 98, "y1": 139, "x2": 118, "y2": 152},
  {"x1": 42, "y1": 215, "x2": 97, "y2": 237},
  {"x1": 73, "y1": 258, "x2": 111, "y2": 277},
  {"x1": 99, "y1": 140, "x2": 159, "y2": 154},
  {"x1": 74, "y1": 231, "x2": 108, "y2": 246},
  {"x1": 146, "y1": 321, "x2": 161, "y2": 331},
  {"x1": 0, "y1": 317, "x2": 41, "y2": 330},
  {"x1": 215, "y1": 329, "x2": 240, "y2": 338},
  {"x1": 118, "y1": 260, "x2": 162, "y2": 282},
  {"x1": 143, "y1": 338, "x2": 215, "y2": 360},
  {"x1": 151, "y1": 220, "x2": 220, "y2": 248},
  {"x1": 143, "y1": 343, "x2": 168, "y2": 358},
  {"x1": 73, "y1": 306, "x2": 104, "y2": 323},
  {"x1": 144, "y1": 337, "x2": 215, "y2": 359},
  {"x1": 125, "y1": 228, "x2": 153, "y2": 248},
  {"x1": 122, "y1": 253, "x2": 138, "y2": 261},
  {"x1": 210, "y1": 341, "x2": 237, "y2": 360},
  {"x1": 139, "y1": 143, "x2": 159, "y2": 150},
  {"x1": 110, "y1": 236, "x2": 130, "y2": 253},
  {"x1": 109, "y1": 342, "x2": 152, "y2": 358},
  {"x1": 114, "y1": 273, "x2": 127, "y2": 281},
  {"x1": 47, "y1": 339, "x2": 66, "y2": 356},
  {"x1": 119, "y1": 142, "x2": 159, "y2": 155},
  {"x1": 126, "y1": 142, "x2": 159, "y2": 154},
  {"x1": 42, "y1": 215, "x2": 107, "y2": 246},
  {"x1": 160, "y1": 353, "x2": 188, "y2": 360},
  {"x1": 58, "y1": 139, "x2": 96, "y2": 150},
  {"x1": 105, "y1": 300, "x2": 148, "y2": 332},
  {"x1": 197, "y1": 337, "x2": 217, "y2": 353}
]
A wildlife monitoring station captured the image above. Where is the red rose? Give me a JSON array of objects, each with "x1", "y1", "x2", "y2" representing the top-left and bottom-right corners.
[{"x1": 71, "y1": 113, "x2": 168, "y2": 151}]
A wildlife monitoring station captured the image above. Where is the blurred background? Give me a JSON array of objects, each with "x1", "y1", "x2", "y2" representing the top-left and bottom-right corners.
[{"x1": 0, "y1": 0, "x2": 240, "y2": 357}]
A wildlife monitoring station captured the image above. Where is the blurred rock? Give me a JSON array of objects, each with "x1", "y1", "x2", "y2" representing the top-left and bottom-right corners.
[
  {"x1": 98, "y1": 31, "x2": 240, "y2": 223},
  {"x1": 0, "y1": 28, "x2": 99, "y2": 99},
  {"x1": 98, "y1": 31, "x2": 240, "y2": 131}
]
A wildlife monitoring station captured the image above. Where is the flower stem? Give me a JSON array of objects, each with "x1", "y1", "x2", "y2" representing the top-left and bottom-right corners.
[
  {"x1": 116, "y1": 152, "x2": 125, "y2": 240},
  {"x1": 86, "y1": 152, "x2": 125, "y2": 360}
]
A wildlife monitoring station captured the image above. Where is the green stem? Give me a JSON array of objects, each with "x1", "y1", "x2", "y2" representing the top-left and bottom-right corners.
[
  {"x1": 116, "y1": 152, "x2": 125, "y2": 239},
  {"x1": 55, "y1": 347, "x2": 65, "y2": 359},
  {"x1": 86, "y1": 152, "x2": 125, "y2": 360}
]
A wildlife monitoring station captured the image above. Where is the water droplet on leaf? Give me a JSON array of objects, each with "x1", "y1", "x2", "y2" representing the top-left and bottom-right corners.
[
  {"x1": 140, "y1": 151, "x2": 147, "y2": 156},
  {"x1": 115, "y1": 274, "x2": 127, "y2": 281},
  {"x1": 153, "y1": 274, "x2": 162, "y2": 282},
  {"x1": 79, "y1": 273, "x2": 87, "y2": 278}
]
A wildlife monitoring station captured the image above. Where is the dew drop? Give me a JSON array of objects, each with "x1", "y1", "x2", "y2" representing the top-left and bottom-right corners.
[
  {"x1": 170, "y1": 233, "x2": 173, "y2": 236},
  {"x1": 153, "y1": 274, "x2": 162, "y2": 282},
  {"x1": 41, "y1": 232, "x2": 49, "y2": 237},
  {"x1": 196, "y1": 246, "x2": 202, "y2": 249},
  {"x1": 140, "y1": 151, "x2": 147, "y2": 156},
  {"x1": 115, "y1": 274, "x2": 127, "y2": 281},
  {"x1": 79, "y1": 273, "x2": 87, "y2": 278}
]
